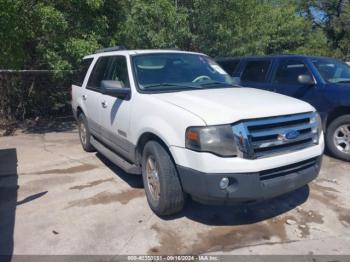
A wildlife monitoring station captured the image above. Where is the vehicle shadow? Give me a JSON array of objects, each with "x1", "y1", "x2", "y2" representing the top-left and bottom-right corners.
[
  {"x1": 110, "y1": 99, "x2": 123, "y2": 125},
  {"x1": 0, "y1": 148, "x2": 18, "y2": 261},
  {"x1": 176, "y1": 185, "x2": 310, "y2": 226},
  {"x1": 96, "y1": 152, "x2": 309, "y2": 226}
]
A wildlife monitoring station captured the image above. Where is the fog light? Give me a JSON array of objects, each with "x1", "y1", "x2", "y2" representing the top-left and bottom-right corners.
[{"x1": 219, "y1": 177, "x2": 229, "y2": 189}]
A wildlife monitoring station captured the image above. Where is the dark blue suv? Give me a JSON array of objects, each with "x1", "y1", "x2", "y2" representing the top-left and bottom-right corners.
[{"x1": 217, "y1": 55, "x2": 350, "y2": 161}]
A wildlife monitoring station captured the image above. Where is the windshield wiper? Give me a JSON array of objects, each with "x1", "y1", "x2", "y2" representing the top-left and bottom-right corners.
[
  {"x1": 335, "y1": 80, "x2": 350, "y2": 83},
  {"x1": 199, "y1": 81, "x2": 233, "y2": 87},
  {"x1": 142, "y1": 83, "x2": 200, "y2": 90}
]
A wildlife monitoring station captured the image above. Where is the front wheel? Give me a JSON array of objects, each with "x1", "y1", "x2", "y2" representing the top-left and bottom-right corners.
[
  {"x1": 326, "y1": 115, "x2": 350, "y2": 161},
  {"x1": 141, "y1": 141, "x2": 185, "y2": 216}
]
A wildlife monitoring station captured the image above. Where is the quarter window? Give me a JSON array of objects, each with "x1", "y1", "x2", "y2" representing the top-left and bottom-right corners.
[
  {"x1": 72, "y1": 58, "x2": 93, "y2": 86},
  {"x1": 87, "y1": 57, "x2": 109, "y2": 90},
  {"x1": 241, "y1": 60, "x2": 271, "y2": 82}
]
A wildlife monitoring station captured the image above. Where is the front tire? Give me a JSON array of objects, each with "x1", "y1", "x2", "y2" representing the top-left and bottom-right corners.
[
  {"x1": 78, "y1": 113, "x2": 95, "y2": 152},
  {"x1": 326, "y1": 115, "x2": 350, "y2": 161},
  {"x1": 141, "y1": 141, "x2": 185, "y2": 216}
]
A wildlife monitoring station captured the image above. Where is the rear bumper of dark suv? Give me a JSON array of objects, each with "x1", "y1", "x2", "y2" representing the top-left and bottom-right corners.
[{"x1": 177, "y1": 156, "x2": 322, "y2": 204}]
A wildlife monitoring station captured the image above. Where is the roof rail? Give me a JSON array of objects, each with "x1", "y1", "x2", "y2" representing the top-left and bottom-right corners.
[
  {"x1": 95, "y1": 45, "x2": 128, "y2": 53},
  {"x1": 162, "y1": 48, "x2": 181, "y2": 51}
]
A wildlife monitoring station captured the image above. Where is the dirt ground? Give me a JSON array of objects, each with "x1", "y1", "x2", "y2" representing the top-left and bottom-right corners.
[{"x1": 0, "y1": 123, "x2": 350, "y2": 256}]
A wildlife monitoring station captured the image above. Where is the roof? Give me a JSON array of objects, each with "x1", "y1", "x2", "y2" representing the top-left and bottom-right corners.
[
  {"x1": 84, "y1": 49, "x2": 205, "y2": 59},
  {"x1": 216, "y1": 54, "x2": 335, "y2": 61}
]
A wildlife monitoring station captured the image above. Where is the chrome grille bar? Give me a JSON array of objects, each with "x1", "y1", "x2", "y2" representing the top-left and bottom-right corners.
[
  {"x1": 252, "y1": 132, "x2": 314, "y2": 148},
  {"x1": 232, "y1": 112, "x2": 317, "y2": 159},
  {"x1": 249, "y1": 123, "x2": 316, "y2": 138},
  {"x1": 245, "y1": 112, "x2": 313, "y2": 127}
]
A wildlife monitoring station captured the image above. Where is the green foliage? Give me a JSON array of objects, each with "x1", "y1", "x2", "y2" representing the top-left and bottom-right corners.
[
  {"x1": 177, "y1": 0, "x2": 330, "y2": 57},
  {"x1": 299, "y1": 0, "x2": 350, "y2": 59},
  {"x1": 0, "y1": 0, "x2": 348, "y2": 120},
  {"x1": 0, "y1": 0, "x2": 336, "y2": 70},
  {"x1": 118, "y1": 0, "x2": 190, "y2": 49}
]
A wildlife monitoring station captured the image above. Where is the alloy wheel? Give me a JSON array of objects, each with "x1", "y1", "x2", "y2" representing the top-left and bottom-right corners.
[
  {"x1": 79, "y1": 120, "x2": 87, "y2": 146},
  {"x1": 145, "y1": 155, "x2": 160, "y2": 201},
  {"x1": 333, "y1": 124, "x2": 350, "y2": 154}
]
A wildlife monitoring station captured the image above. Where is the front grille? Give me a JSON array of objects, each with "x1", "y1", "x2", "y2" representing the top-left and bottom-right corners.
[
  {"x1": 232, "y1": 112, "x2": 318, "y2": 159},
  {"x1": 259, "y1": 157, "x2": 318, "y2": 181}
]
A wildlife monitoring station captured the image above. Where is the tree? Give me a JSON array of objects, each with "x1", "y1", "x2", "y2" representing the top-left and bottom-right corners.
[
  {"x1": 118, "y1": 0, "x2": 189, "y2": 49},
  {"x1": 0, "y1": 0, "x2": 332, "y2": 69},
  {"x1": 0, "y1": 0, "x2": 334, "y2": 120},
  {"x1": 299, "y1": 0, "x2": 350, "y2": 59}
]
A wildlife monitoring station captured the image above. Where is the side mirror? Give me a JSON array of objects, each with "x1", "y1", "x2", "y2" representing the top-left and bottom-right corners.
[
  {"x1": 101, "y1": 80, "x2": 130, "y2": 100},
  {"x1": 298, "y1": 74, "x2": 315, "y2": 86}
]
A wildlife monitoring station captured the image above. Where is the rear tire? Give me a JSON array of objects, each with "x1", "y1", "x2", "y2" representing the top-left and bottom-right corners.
[
  {"x1": 78, "y1": 113, "x2": 95, "y2": 152},
  {"x1": 326, "y1": 115, "x2": 350, "y2": 161},
  {"x1": 141, "y1": 141, "x2": 185, "y2": 216}
]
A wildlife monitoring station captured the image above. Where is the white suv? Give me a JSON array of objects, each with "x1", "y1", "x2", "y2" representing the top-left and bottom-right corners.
[{"x1": 71, "y1": 47, "x2": 324, "y2": 216}]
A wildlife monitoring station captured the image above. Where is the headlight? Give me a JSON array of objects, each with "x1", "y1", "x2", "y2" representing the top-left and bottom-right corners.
[
  {"x1": 310, "y1": 112, "x2": 322, "y2": 144},
  {"x1": 185, "y1": 125, "x2": 237, "y2": 157}
]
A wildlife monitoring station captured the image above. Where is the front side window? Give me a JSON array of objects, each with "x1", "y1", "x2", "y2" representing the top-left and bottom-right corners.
[
  {"x1": 132, "y1": 53, "x2": 233, "y2": 92},
  {"x1": 273, "y1": 59, "x2": 312, "y2": 85},
  {"x1": 105, "y1": 56, "x2": 130, "y2": 88},
  {"x1": 241, "y1": 60, "x2": 271, "y2": 82},
  {"x1": 311, "y1": 58, "x2": 350, "y2": 84},
  {"x1": 87, "y1": 56, "x2": 130, "y2": 90}
]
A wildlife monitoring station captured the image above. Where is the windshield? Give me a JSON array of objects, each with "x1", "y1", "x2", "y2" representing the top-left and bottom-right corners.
[
  {"x1": 311, "y1": 57, "x2": 350, "y2": 83},
  {"x1": 132, "y1": 53, "x2": 234, "y2": 91}
]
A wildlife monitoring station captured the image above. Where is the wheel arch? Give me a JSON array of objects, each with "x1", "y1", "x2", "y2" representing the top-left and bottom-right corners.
[
  {"x1": 76, "y1": 106, "x2": 84, "y2": 117},
  {"x1": 326, "y1": 106, "x2": 350, "y2": 128},
  {"x1": 135, "y1": 132, "x2": 172, "y2": 164},
  {"x1": 135, "y1": 131, "x2": 186, "y2": 200}
]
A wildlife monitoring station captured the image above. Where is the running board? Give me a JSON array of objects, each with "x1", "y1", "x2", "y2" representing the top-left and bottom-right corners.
[{"x1": 91, "y1": 136, "x2": 141, "y2": 175}]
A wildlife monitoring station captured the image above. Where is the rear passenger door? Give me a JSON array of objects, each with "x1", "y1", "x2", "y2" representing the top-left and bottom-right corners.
[
  {"x1": 239, "y1": 59, "x2": 273, "y2": 91},
  {"x1": 84, "y1": 56, "x2": 110, "y2": 137}
]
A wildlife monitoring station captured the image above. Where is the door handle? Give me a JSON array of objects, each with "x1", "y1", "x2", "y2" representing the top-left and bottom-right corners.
[
  {"x1": 82, "y1": 95, "x2": 87, "y2": 101},
  {"x1": 101, "y1": 101, "x2": 108, "y2": 108}
]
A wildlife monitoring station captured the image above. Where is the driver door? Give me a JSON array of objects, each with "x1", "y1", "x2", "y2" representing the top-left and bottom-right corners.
[
  {"x1": 99, "y1": 55, "x2": 133, "y2": 161},
  {"x1": 268, "y1": 58, "x2": 325, "y2": 111}
]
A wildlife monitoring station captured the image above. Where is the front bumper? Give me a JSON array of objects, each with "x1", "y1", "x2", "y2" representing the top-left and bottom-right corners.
[{"x1": 177, "y1": 156, "x2": 322, "y2": 204}]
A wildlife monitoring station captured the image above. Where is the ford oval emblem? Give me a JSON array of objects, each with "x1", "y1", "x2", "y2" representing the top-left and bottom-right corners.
[{"x1": 285, "y1": 130, "x2": 300, "y2": 140}]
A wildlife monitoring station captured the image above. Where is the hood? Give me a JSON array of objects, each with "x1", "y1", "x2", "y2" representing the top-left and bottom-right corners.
[
  {"x1": 326, "y1": 82, "x2": 350, "y2": 90},
  {"x1": 153, "y1": 87, "x2": 315, "y2": 125}
]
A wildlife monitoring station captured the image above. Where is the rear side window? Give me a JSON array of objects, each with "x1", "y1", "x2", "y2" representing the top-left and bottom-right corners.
[
  {"x1": 72, "y1": 58, "x2": 93, "y2": 86},
  {"x1": 241, "y1": 60, "x2": 271, "y2": 82},
  {"x1": 87, "y1": 57, "x2": 109, "y2": 90},
  {"x1": 273, "y1": 59, "x2": 311, "y2": 85},
  {"x1": 217, "y1": 59, "x2": 240, "y2": 75}
]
